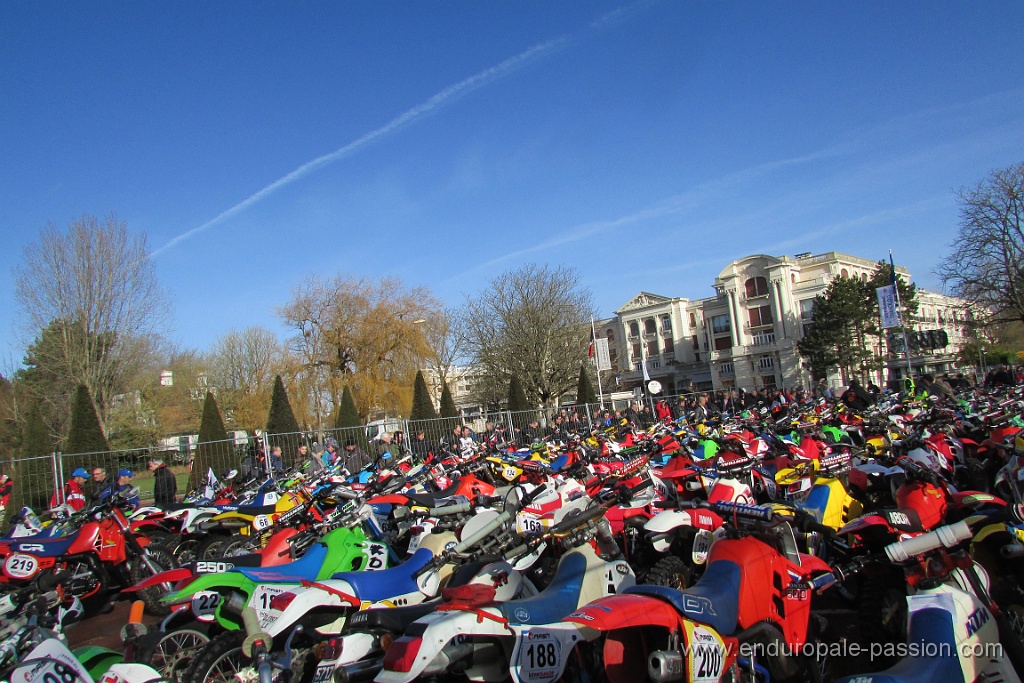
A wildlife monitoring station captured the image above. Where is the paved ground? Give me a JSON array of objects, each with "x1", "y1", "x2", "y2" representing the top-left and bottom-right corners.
[{"x1": 66, "y1": 596, "x2": 161, "y2": 651}]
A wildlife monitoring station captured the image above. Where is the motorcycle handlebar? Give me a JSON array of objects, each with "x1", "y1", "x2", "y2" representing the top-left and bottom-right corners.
[
  {"x1": 884, "y1": 520, "x2": 973, "y2": 563},
  {"x1": 709, "y1": 500, "x2": 774, "y2": 522},
  {"x1": 424, "y1": 501, "x2": 473, "y2": 517}
]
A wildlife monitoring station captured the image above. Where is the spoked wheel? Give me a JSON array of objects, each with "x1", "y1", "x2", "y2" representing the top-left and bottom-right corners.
[
  {"x1": 130, "y1": 545, "x2": 178, "y2": 616},
  {"x1": 185, "y1": 631, "x2": 247, "y2": 683},
  {"x1": 144, "y1": 626, "x2": 211, "y2": 683},
  {"x1": 171, "y1": 536, "x2": 203, "y2": 565},
  {"x1": 197, "y1": 534, "x2": 231, "y2": 560},
  {"x1": 221, "y1": 537, "x2": 258, "y2": 557}
]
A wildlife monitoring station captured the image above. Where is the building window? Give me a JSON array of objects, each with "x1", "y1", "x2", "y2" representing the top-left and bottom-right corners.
[
  {"x1": 745, "y1": 276, "x2": 769, "y2": 298},
  {"x1": 647, "y1": 340, "x2": 658, "y2": 357},
  {"x1": 691, "y1": 334, "x2": 699, "y2": 350},
  {"x1": 761, "y1": 374, "x2": 777, "y2": 389},
  {"x1": 714, "y1": 336, "x2": 732, "y2": 351},
  {"x1": 629, "y1": 321, "x2": 640, "y2": 338},
  {"x1": 631, "y1": 343, "x2": 641, "y2": 360},
  {"x1": 606, "y1": 330, "x2": 615, "y2": 341},
  {"x1": 719, "y1": 363, "x2": 734, "y2": 376},
  {"x1": 711, "y1": 314, "x2": 731, "y2": 335},
  {"x1": 644, "y1": 318, "x2": 657, "y2": 335},
  {"x1": 799, "y1": 299, "x2": 815, "y2": 321},
  {"x1": 664, "y1": 337, "x2": 674, "y2": 353},
  {"x1": 661, "y1": 315, "x2": 672, "y2": 332},
  {"x1": 689, "y1": 312, "x2": 697, "y2": 327},
  {"x1": 840, "y1": 268, "x2": 849, "y2": 277},
  {"x1": 759, "y1": 356, "x2": 774, "y2": 370},
  {"x1": 748, "y1": 305, "x2": 772, "y2": 328}
]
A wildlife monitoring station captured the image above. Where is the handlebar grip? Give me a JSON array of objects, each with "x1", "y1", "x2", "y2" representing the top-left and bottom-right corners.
[
  {"x1": 428, "y1": 501, "x2": 472, "y2": 517},
  {"x1": 710, "y1": 501, "x2": 774, "y2": 521},
  {"x1": 332, "y1": 488, "x2": 360, "y2": 500},
  {"x1": 240, "y1": 606, "x2": 272, "y2": 657},
  {"x1": 884, "y1": 520, "x2": 973, "y2": 563},
  {"x1": 808, "y1": 573, "x2": 838, "y2": 591},
  {"x1": 551, "y1": 505, "x2": 608, "y2": 536},
  {"x1": 518, "y1": 483, "x2": 543, "y2": 508}
]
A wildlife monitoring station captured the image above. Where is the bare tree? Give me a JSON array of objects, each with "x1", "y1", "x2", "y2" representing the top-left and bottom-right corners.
[
  {"x1": 938, "y1": 162, "x2": 1024, "y2": 326},
  {"x1": 463, "y1": 264, "x2": 594, "y2": 409},
  {"x1": 14, "y1": 214, "x2": 169, "y2": 431},
  {"x1": 206, "y1": 326, "x2": 282, "y2": 430},
  {"x1": 423, "y1": 308, "x2": 468, "y2": 393},
  {"x1": 279, "y1": 275, "x2": 440, "y2": 425}
]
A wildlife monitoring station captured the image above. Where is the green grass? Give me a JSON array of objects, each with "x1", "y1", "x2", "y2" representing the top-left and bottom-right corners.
[{"x1": 131, "y1": 466, "x2": 192, "y2": 503}]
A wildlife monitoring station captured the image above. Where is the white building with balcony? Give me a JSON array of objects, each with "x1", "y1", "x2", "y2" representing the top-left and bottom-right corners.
[{"x1": 608, "y1": 251, "x2": 968, "y2": 394}]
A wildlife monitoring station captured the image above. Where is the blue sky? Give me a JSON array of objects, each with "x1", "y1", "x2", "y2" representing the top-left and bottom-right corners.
[{"x1": 3, "y1": 1, "x2": 1024, "y2": 368}]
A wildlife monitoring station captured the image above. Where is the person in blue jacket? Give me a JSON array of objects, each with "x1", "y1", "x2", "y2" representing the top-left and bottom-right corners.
[{"x1": 98, "y1": 469, "x2": 140, "y2": 510}]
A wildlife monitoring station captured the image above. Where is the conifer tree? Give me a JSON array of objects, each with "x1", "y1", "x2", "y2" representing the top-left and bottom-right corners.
[
  {"x1": 506, "y1": 376, "x2": 530, "y2": 412},
  {"x1": 65, "y1": 384, "x2": 109, "y2": 455},
  {"x1": 9, "y1": 401, "x2": 53, "y2": 515},
  {"x1": 266, "y1": 375, "x2": 300, "y2": 455},
  {"x1": 409, "y1": 370, "x2": 438, "y2": 421},
  {"x1": 334, "y1": 386, "x2": 361, "y2": 429},
  {"x1": 439, "y1": 383, "x2": 458, "y2": 418},
  {"x1": 189, "y1": 392, "x2": 230, "y2": 489},
  {"x1": 576, "y1": 365, "x2": 598, "y2": 406}
]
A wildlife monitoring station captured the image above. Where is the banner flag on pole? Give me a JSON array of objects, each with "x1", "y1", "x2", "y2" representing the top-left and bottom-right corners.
[
  {"x1": 594, "y1": 338, "x2": 612, "y2": 371},
  {"x1": 204, "y1": 467, "x2": 219, "y2": 500},
  {"x1": 642, "y1": 358, "x2": 651, "y2": 383},
  {"x1": 588, "y1": 329, "x2": 595, "y2": 358},
  {"x1": 877, "y1": 285, "x2": 900, "y2": 328}
]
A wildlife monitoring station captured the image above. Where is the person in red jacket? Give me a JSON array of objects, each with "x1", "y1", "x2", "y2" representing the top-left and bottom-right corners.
[{"x1": 50, "y1": 467, "x2": 89, "y2": 513}]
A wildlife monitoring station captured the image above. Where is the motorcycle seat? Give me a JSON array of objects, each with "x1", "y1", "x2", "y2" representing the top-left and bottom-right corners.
[
  {"x1": 626, "y1": 558, "x2": 741, "y2": 636},
  {"x1": 333, "y1": 548, "x2": 434, "y2": 601},
  {"x1": 215, "y1": 503, "x2": 278, "y2": 516},
  {"x1": 10, "y1": 536, "x2": 77, "y2": 557},
  {"x1": 236, "y1": 543, "x2": 329, "y2": 583},
  {"x1": 498, "y1": 552, "x2": 588, "y2": 625},
  {"x1": 834, "y1": 608, "x2": 961, "y2": 683},
  {"x1": 344, "y1": 601, "x2": 438, "y2": 632},
  {"x1": 402, "y1": 481, "x2": 468, "y2": 508}
]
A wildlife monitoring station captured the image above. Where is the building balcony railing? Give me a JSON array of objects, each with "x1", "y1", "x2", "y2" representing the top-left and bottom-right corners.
[
  {"x1": 750, "y1": 333, "x2": 776, "y2": 347},
  {"x1": 710, "y1": 349, "x2": 733, "y2": 361}
]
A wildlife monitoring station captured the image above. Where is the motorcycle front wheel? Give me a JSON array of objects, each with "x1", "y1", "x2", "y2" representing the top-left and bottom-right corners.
[{"x1": 130, "y1": 544, "x2": 178, "y2": 616}]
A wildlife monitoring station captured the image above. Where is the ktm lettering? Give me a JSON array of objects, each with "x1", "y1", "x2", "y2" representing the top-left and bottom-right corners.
[{"x1": 965, "y1": 607, "x2": 990, "y2": 636}]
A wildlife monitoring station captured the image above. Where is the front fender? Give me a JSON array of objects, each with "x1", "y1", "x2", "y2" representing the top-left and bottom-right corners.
[{"x1": 163, "y1": 569, "x2": 248, "y2": 605}]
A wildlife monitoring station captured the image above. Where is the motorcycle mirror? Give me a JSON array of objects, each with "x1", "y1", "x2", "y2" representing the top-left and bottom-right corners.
[
  {"x1": 124, "y1": 485, "x2": 141, "y2": 499},
  {"x1": 224, "y1": 469, "x2": 239, "y2": 481}
]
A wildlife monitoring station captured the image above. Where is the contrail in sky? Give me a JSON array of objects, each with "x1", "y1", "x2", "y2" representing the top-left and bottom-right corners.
[{"x1": 154, "y1": 4, "x2": 643, "y2": 257}]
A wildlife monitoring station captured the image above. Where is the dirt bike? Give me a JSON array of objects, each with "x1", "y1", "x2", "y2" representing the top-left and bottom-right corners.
[
  {"x1": 179, "y1": 484, "x2": 548, "y2": 683},
  {"x1": 522, "y1": 500, "x2": 834, "y2": 683},
  {"x1": 375, "y1": 496, "x2": 635, "y2": 683},
  {"x1": 815, "y1": 516, "x2": 1024, "y2": 683},
  {"x1": 0, "y1": 487, "x2": 176, "y2": 615}
]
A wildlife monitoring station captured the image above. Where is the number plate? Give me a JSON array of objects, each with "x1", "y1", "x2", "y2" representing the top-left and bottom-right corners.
[
  {"x1": 12, "y1": 639, "x2": 93, "y2": 683},
  {"x1": 514, "y1": 631, "x2": 561, "y2": 681},
  {"x1": 190, "y1": 590, "x2": 222, "y2": 622},
  {"x1": 252, "y1": 514, "x2": 273, "y2": 531},
  {"x1": 515, "y1": 513, "x2": 549, "y2": 536},
  {"x1": 252, "y1": 584, "x2": 287, "y2": 630},
  {"x1": 688, "y1": 625, "x2": 726, "y2": 683},
  {"x1": 312, "y1": 663, "x2": 335, "y2": 683},
  {"x1": 692, "y1": 529, "x2": 712, "y2": 565},
  {"x1": 4, "y1": 552, "x2": 40, "y2": 579}
]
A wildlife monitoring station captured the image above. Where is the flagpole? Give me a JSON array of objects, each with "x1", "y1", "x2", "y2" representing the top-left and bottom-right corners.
[{"x1": 591, "y1": 317, "x2": 606, "y2": 409}]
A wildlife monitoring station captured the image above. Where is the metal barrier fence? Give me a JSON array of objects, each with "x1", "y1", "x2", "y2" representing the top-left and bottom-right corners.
[{"x1": 1, "y1": 392, "x2": 715, "y2": 523}]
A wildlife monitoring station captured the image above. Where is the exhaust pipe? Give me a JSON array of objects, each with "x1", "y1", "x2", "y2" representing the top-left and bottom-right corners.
[
  {"x1": 649, "y1": 650, "x2": 686, "y2": 682},
  {"x1": 334, "y1": 657, "x2": 384, "y2": 683}
]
